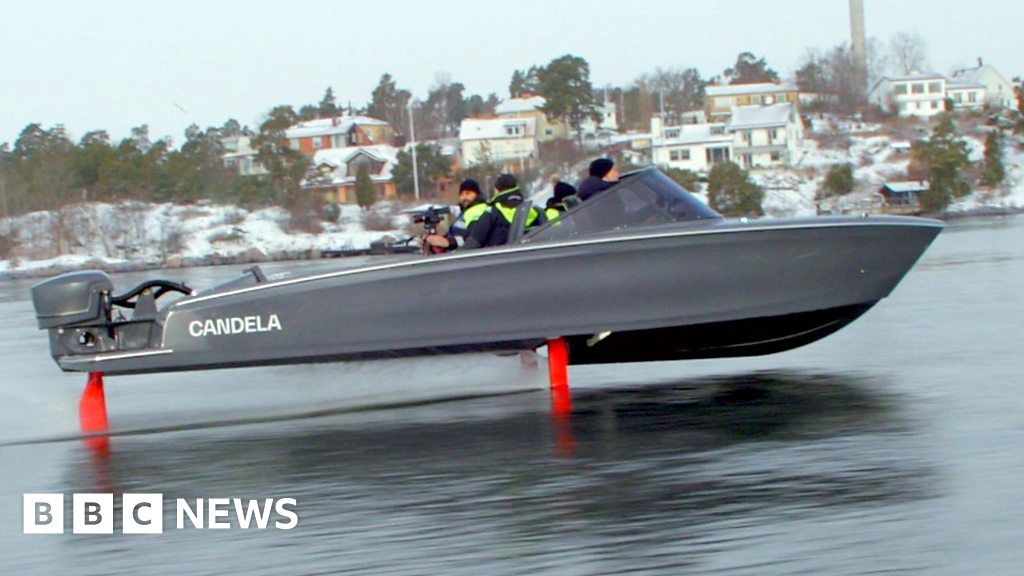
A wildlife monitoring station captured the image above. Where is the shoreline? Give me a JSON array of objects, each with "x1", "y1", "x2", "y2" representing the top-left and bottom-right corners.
[{"x1": 3, "y1": 209, "x2": 1020, "y2": 282}]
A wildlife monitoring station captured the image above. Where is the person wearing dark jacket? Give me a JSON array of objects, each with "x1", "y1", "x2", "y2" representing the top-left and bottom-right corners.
[
  {"x1": 545, "y1": 181, "x2": 577, "y2": 220},
  {"x1": 464, "y1": 174, "x2": 546, "y2": 249},
  {"x1": 423, "y1": 178, "x2": 488, "y2": 252},
  {"x1": 577, "y1": 158, "x2": 621, "y2": 201}
]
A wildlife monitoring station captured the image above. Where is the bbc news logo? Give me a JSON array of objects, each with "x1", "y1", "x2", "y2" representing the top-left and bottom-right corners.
[{"x1": 23, "y1": 494, "x2": 298, "y2": 534}]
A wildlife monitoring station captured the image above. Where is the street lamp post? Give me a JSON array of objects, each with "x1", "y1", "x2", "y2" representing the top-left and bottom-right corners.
[{"x1": 408, "y1": 102, "x2": 420, "y2": 201}]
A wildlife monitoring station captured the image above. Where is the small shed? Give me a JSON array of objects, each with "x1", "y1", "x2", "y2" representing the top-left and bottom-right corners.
[{"x1": 880, "y1": 180, "x2": 929, "y2": 214}]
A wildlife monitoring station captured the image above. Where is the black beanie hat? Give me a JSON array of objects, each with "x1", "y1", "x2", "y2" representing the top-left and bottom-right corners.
[
  {"x1": 553, "y1": 181, "x2": 576, "y2": 201},
  {"x1": 459, "y1": 178, "x2": 481, "y2": 194},
  {"x1": 494, "y1": 173, "x2": 518, "y2": 192},
  {"x1": 589, "y1": 158, "x2": 615, "y2": 178}
]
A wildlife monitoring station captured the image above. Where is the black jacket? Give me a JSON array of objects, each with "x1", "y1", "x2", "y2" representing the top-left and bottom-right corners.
[
  {"x1": 577, "y1": 176, "x2": 615, "y2": 201},
  {"x1": 464, "y1": 203, "x2": 546, "y2": 249}
]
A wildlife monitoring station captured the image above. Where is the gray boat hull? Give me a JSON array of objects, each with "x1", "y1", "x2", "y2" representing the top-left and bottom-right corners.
[{"x1": 45, "y1": 216, "x2": 942, "y2": 375}]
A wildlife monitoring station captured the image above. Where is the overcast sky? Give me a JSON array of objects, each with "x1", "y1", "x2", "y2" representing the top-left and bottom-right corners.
[{"x1": 2, "y1": 0, "x2": 1021, "y2": 145}]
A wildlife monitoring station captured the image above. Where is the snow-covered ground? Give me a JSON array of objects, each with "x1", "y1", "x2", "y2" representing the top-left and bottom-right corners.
[
  {"x1": 0, "y1": 202, "x2": 406, "y2": 278},
  {"x1": 2, "y1": 118, "x2": 1022, "y2": 278}
]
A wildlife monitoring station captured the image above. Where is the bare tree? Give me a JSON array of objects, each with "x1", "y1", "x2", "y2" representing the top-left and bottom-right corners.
[{"x1": 889, "y1": 32, "x2": 928, "y2": 74}]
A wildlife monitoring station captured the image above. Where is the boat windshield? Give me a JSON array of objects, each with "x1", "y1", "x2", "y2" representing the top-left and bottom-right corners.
[{"x1": 523, "y1": 168, "x2": 722, "y2": 243}]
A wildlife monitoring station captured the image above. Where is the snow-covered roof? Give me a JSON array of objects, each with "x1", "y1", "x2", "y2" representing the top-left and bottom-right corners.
[
  {"x1": 310, "y1": 145, "x2": 399, "y2": 184},
  {"x1": 727, "y1": 103, "x2": 794, "y2": 130},
  {"x1": 657, "y1": 123, "x2": 732, "y2": 146},
  {"x1": 459, "y1": 117, "x2": 536, "y2": 141},
  {"x1": 495, "y1": 96, "x2": 546, "y2": 115},
  {"x1": 881, "y1": 72, "x2": 945, "y2": 83},
  {"x1": 285, "y1": 115, "x2": 390, "y2": 139},
  {"x1": 706, "y1": 82, "x2": 799, "y2": 97},
  {"x1": 882, "y1": 181, "x2": 929, "y2": 193}
]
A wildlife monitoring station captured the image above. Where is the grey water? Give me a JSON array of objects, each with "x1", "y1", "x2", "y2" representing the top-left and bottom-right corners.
[{"x1": 0, "y1": 215, "x2": 1021, "y2": 575}]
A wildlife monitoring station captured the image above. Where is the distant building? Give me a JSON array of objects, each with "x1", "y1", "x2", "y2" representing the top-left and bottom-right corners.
[
  {"x1": 880, "y1": 180, "x2": 928, "y2": 214},
  {"x1": 704, "y1": 82, "x2": 800, "y2": 122},
  {"x1": 651, "y1": 117, "x2": 732, "y2": 173},
  {"x1": 304, "y1": 145, "x2": 399, "y2": 204},
  {"x1": 579, "y1": 100, "x2": 619, "y2": 135},
  {"x1": 285, "y1": 115, "x2": 394, "y2": 155},
  {"x1": 869, "y1": 72, "x2": 948, "y2": 117},
  {"x1": 458, "y1": 117, "x2": 538, "y2": 171},
  {"x1": 945, "y1": 82, "x2": 987, "y2": 111},
  {"x1": 950, "y1": 61, "x2": 1019, "y2": 110},
  {"x1": 727, "y1": 102, "x2": 804, "y2": 169},
  {"x1": 221, "y1": 135, "x2": 268, "y2": 177},
  {"x1": 494, "y1": 95, "x2": 568, "y2": 142}
]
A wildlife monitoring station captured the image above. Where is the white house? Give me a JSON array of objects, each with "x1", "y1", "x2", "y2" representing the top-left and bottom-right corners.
[
  {"x1": 727, "y1": 103, "x2": 803, "y2": 169},
  {"x1": 221, "y1": 135, "x2": 268, "y2": 177},
  {"x1": 651, "y1": 118, "x2": 733, "y2": 173},
  {"x1": 579, "y1": 100, "x2": 619, "y2": 135},
  {"x1": 951, "y1": 61, "x2": 1019, "y2": 110},
  {"x1": 945, "y1": 82, "x2": 987, "y2": 111},
  {"x1": 458, "y1": 117, "x2": 538, "y2": 170},
  {"x1": 869, "y1": 72, "x2": 948, "y2": 117}
]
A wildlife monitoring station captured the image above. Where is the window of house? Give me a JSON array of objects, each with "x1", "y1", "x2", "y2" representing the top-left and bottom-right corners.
[
  {"x1": 545, "y1": 128, "x2": 553, "y2": 136},
  {"x1": 290, "y1": 138, "x2": 301, "y2": 150},
  {"x1": 505, "y1": 124, "x2": 524, "y2": 137},
  {"x1": 968, "y1": 92, "x2": 977, "y2": 103},
  {"x1": 912, "y1": 83, "x2": 925, "y2": 94},
  {"x1": 313, "y1": 137, "x2": 323, "y2": 149},
  {"x1": 894, "y1": 83, "x2": 908, "y2": 95},
  {"x1": 710, "y1": 125, "x2": 725, "y2": 135},
  {"x1": 954, "y1": 92, "x2": 963, "y2": 103},
  {"x1": 930, "y1": 101, "x2": 938, "y2": 109},
  {"x1": 679, "y1": 148, "x2": 690, "y2": 160},
  {"x1": 772, "y1": 128, "x2": 783, "y2": 141},
  {"x1": 770, "y1": 151, "x2": 782, "y2": 162},
  {"x1": 669, "y1": 149, "x2": 680, "y2": 161},
  {"x1": 928, "y1": 81, "x2": 942, "y2": 93}
]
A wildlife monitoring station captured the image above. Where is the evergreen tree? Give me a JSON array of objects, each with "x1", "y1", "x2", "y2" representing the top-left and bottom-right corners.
[
  {"x1": 509, "y1": 66, "x2": 541, "y2": 98},
  {"x1": 392, "y1": 144, "x2": 454, "y2": 198},
  {"x1": 355, "y1": 163, "x2": 376, "y2": 209},
  {"x1": 823, "y1": 163, "x2": 855, "y2": 197},
  {"x1": 318, "y1": 87, "x2": 339, "y2": 118},
  {"x1": 707, "y1": 161, "x2": 764, "y2": 217},
  {"x1": 981, "y1": 130, "x2": 1005, "y2": 187},
  {"x1": 535, "y1": 54, "x2": 600, "y2": 143},
  {"x1": 254, "y1": 105, "x2": 310, "y2": 206},
  {"x1": 912, "y1": 114, "x2": 971, "y2": 212},
  {"x1": 366, "y1": 73, "x2": 412, "y2": 136},
  {"x1": 662, "y1": 167, "x2": 700, "y2": 191},
  {"x1": 723, "y1": 52, "x2": 780, "y2": 85}
]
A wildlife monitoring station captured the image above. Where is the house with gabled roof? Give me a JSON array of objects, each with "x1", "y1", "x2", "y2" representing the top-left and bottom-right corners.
[
  {"x1": 951, "y1": 60, "x2": 1018, "y2": 110},
  {"x1": 285, "y1": 114, "x2": 395, "y2": 156},
  {"x1": 304, "y1": 145, "x2": 399, "y2": 204}
]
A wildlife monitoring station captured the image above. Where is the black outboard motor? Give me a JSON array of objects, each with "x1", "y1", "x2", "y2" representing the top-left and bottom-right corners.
[{"x1": 31, "y1": 270, "x2": 194, "y2": 360}]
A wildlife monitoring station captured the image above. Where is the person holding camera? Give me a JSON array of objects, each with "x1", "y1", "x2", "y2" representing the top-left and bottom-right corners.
[{"x1": 423, "y1": 178, "x2": 489, "y2": 252}]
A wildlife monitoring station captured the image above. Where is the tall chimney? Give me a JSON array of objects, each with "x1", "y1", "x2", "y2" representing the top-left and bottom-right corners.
[{"x1": 849, "y1": 0, "x2": 868, "y2": 92}]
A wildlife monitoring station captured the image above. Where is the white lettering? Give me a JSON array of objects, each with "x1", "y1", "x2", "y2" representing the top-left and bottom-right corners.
[
  {"x1": 208, "y1": 498, "x2": 231, "y2": 529},
  {"x1": 233, "y1": 498, "x2": 274, "y2": 529},
  {"x1": 176, "y1": 499, "x2": 203, "y2": 529},
  {"x1": 267, "y1": 314, "x2": 282, "y2": 332},
  {"x1": 274, "y1": 498, "x2": 299, "y2": 530},
  {"x1": 187, "y1": 315, "x2": 284, "y2": 337}
]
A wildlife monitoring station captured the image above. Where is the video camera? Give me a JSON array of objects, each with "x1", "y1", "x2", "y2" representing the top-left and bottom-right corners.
[{"x1": 411, "y1": 205, "x2": 451, "y2": 234}]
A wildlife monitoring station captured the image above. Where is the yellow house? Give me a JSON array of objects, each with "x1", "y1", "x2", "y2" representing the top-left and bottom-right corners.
[
  {"x1": 704, "y1": 82, "x2": 800, "y2": 122},
  {"x1": 494, "y1": 95, "x2": 569, "y2": 142}
]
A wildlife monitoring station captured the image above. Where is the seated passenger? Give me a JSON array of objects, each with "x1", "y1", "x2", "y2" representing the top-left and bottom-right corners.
[
  {"x1": 423, "y1": 178, "x2": 488, "y2": 252},
  {"x1": 577, "y1": 158, "x2": 621, "y2": 201},
  {"x1": 545, "y1": 181, "x2": 577, "y2": 220},
  {"x1": 464, "y1": 174, "x2": 546, "y2": 249}
]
